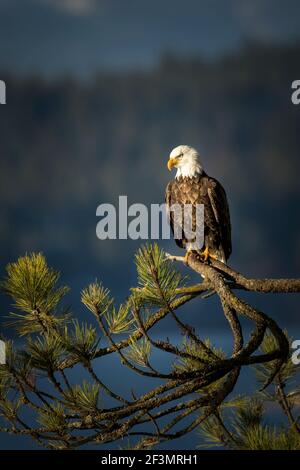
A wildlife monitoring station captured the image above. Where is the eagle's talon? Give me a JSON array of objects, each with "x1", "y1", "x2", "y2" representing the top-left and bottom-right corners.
[
  {"x1": 199, "y1": 247, "x2": 220, "y2": 263},
  {"x1": 200, "y1": 246, "x2": 210, "y2": 262}
]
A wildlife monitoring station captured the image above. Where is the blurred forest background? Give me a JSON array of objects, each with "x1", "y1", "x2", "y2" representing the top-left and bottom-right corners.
[{"x1": 0, "y1": 0, "x2": 300, "y2": 449}]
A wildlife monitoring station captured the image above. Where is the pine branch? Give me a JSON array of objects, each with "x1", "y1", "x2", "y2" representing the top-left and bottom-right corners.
[{"x1": 0, "y1": 245, "x2": 299, "y2": 449}]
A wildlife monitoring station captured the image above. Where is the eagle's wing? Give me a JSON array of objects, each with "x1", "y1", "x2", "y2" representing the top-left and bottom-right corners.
[
  {"x1": 165, "y1": 181, "x2": 172, "y2": 227},
  {"x1": 165, "y1": 180, "x2": 185, "y2": 248},
  {"x1": 207, "y1": 178, "x2": 232, "y2": 260}
]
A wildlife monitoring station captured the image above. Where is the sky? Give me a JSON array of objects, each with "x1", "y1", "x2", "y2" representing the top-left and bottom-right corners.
[{"x1": 0, "y1": 0, "x2": 300, "y2": 77}]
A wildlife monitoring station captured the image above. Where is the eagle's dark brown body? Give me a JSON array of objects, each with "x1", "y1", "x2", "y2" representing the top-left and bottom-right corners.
[{"x1": 165, "y1": 173, "x2": 231, "y2": 262}]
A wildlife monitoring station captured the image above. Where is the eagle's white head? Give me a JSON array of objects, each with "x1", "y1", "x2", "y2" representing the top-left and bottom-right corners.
[{"x1": 167, "y1": 145, "x2": 203, "y2": 179}]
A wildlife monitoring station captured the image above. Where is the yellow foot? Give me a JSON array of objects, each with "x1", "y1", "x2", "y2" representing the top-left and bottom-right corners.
[
  {"x1": 199, "y1": 247, "x2": 219, "y2": 262},
  {"x1": 200, "y1": 246, "x2": 209, "y2": 262}
]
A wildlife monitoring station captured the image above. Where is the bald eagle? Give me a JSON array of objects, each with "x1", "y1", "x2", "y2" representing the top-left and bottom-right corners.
[{"x1": 166, "y1": 145, "x2": 231, "y2": 263}]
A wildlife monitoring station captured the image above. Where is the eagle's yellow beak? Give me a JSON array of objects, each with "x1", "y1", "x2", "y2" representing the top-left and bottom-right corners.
[{"x1": 167, "y1": 158, "x2": 178, "y2": 171}]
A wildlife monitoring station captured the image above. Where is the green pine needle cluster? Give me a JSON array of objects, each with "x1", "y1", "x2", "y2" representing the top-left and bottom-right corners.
[
  {"x1": 0, "y1": 395, "x2": 23, "y2": 421},
  {"x1": 63, "y1": 382, "x2": 100, "y2": 414},
  {"x1": 1, "y1": 253, "x2": 69, "y2": 335},
  {"x1": 81, "y1": 282, "x2": 113, "y2": 317},
  {"x1": 81, "y1": 282, "x2": 134, "y2": 334},
  {"x1": 174, "y1": 337, "x2": 225, "y2": 373},
  {"x1": 25, "y1": 334, "x2": 64, "y2": 371},
  {"x1": 38, "y1": 402, "x2": 66, "y2": 432},
  {"x1": 198, "y1": 331, "x2": 300, "y2": 449},
  {"x1": 105, "y1": 303, "x2": 135, "y2": 334},
  {"x1": 62, "y1": 320, "x2": 99, "y2": 361},
  {"x1": 133, "y1": 243, "x2": 184, "y2": 307},
  {"x1": 199, "y1": 398, "x2": 300, "y2": 450},
  {"x1": 125, "y1": 337, "x2": 151, "y2": 368},
  {"x1": 254, "y1": 330, "x2": 298, "y2": 393}
]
